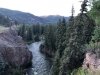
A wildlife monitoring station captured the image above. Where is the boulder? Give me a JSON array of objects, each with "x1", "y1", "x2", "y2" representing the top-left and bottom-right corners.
[
  {"x1": 83, "y1": 52, "x2": 100, "y2": 71},
  {"x1": 0, "y1": 28, "x2": 32, "y2": 68}
]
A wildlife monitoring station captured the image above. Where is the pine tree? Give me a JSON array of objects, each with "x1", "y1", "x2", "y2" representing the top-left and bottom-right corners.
[
  {"x1": 69, "y1": 5, "x2": 75, "y2": 21},
  {"x1": 20, "y1": 25, "x2": 26, "y2": 39},
  {"x1": 44, "y1": 25, "x2": 56, "y2": 53},
  {"x1": 80, "y1": 0, "x2": 88, "y2": 14},
  {"x1": 56, "y1": 18, "x2": 66, "y2": 58},
  {"x1": 51, "y1": 18, "x2": 66, "y2": 75},
  {"x1": 26, "y1": 27, "x2": 33, "y2": 41}
]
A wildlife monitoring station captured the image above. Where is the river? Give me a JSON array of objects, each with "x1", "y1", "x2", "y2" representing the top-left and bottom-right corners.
[{"x1": 27, "y1": 41, "x2": 52, "y2": 75}]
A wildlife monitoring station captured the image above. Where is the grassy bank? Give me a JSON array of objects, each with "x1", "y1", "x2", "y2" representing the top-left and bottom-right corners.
[{"x1": 71, "y1": 67, "x2": 100, "y2": 75}]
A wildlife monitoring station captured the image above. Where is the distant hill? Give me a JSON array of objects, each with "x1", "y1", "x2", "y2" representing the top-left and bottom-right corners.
[
  {"x1": 0, "y1": 8, "x2": 69, "y2": 25},
  {"x1": 41, "y1": 15, "x2": 69, "y2": 24},
  {"x1": 0, "y1": 8, "x2": 46, "y2": 24}
]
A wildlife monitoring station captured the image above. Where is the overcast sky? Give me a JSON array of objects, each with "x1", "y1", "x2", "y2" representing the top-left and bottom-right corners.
[{"x1": 0, "y1": 0, "x2": 83, "y2": 16}]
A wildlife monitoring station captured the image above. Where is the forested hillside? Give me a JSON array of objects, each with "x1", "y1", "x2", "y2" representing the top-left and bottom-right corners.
[{"x1": 0, "y1": 8, "x2": 69, "y2": 25}]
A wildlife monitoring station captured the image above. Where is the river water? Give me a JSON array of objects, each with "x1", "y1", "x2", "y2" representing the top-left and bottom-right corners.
[{"x1": 27, "y1": 42, "x2": 52, "y2": 75}]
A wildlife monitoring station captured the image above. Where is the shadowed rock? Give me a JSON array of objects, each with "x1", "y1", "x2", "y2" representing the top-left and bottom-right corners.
[{"x1": 0, "y1": 28, "x2": 32, "y2": 68}]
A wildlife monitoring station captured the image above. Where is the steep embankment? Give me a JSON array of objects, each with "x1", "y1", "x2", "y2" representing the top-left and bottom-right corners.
[{"x1": 0, "y1": 27, "x2": 32, "y2": 68}]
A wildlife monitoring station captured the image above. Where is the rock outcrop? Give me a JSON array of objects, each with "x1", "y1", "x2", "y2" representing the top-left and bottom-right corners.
[
  {"x1": 83, "y1": 52, "x2": 100, "y2": 71},
  {"x1": 0, "y1": 28, "x2": 32, "y2": 68}
]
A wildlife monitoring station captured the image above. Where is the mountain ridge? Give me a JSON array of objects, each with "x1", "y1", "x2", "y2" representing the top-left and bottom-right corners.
[{"x1": 0, "y1": 8, "x2": 69, "y2": 25}]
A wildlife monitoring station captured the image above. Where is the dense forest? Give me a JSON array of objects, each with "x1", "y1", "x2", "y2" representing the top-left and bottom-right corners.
[{"x1": 16, "y1": 0, "x2": 100, "y2": 75}]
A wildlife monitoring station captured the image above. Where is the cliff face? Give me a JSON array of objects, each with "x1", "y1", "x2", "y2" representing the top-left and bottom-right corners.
[{"x1": 0, "y1": 28, "x2": 32, "y2": 68}]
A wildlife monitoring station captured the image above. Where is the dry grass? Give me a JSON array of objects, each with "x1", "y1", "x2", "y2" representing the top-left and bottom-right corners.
[{"x1": 0, "y1": 26, "x2": 9, "y2": 33}]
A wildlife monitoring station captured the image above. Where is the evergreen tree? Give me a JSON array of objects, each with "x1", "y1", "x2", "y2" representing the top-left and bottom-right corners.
[
  {"x1": 56, "y1": 18, "x2": 66, "y2": 58},
  {"x1": 26, "y1": 27, "x2": 33, "y2": 41},
  {"x1": 52, "y1": 18, "x2": 66, "y2": 75},
  {"x1": 44, "y1": 25, "x2": 56, "y2": 54},
  {"x1": 20, "y1": 25, "x2": 25, "y2": 39},
  {"x1": 69, "y1": 5, "x2": 75, "y2": 21},
  {"x1": 80, "y1": 0, "x2": 88, "y2": 14}
]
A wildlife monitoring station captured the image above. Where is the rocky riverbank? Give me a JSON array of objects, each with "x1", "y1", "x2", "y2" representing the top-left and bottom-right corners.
[
  {"x1": 0, "y1": 28, "x2": 32, "y2": 75},
  {"x1": 39, "y1": 44, "x2": 54, "y2": 58}
]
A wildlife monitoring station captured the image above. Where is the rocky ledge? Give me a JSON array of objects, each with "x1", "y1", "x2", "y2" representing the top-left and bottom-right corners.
[{"x1": 0, "y1": 28, "x2": 32, "y2": 68}]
